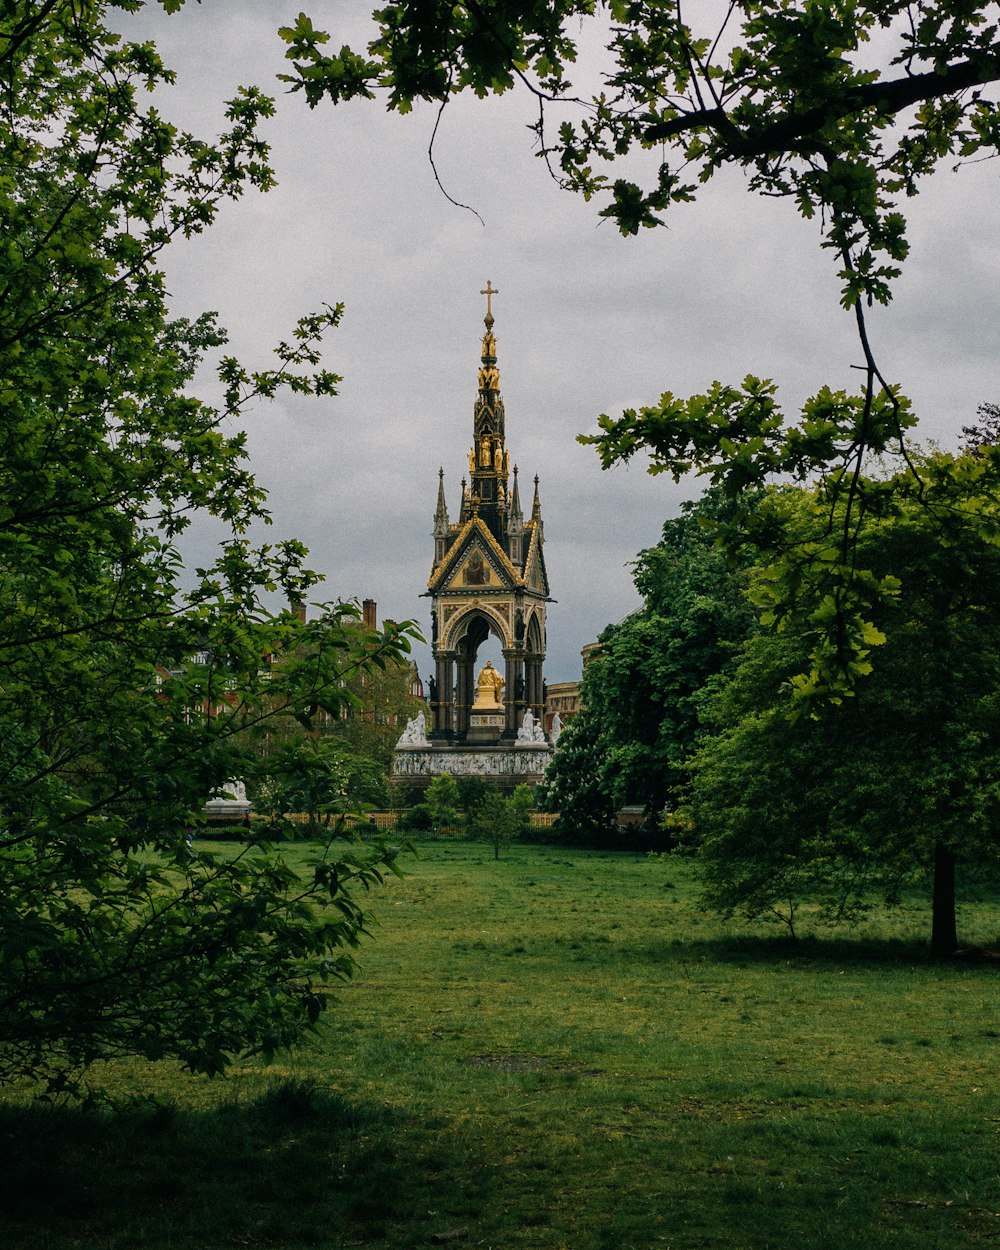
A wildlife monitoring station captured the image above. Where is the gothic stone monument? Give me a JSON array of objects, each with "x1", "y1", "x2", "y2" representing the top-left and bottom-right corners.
[{"x1": 393, "y1": 283, "x2": 553, "y2": 795}]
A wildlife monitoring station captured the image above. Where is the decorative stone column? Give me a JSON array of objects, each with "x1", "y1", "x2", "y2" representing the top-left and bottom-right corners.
[
  {"x1": 430, "y1": 651, "x2": 455, "y2": 738},
  {"x1": 455, "y1": 653, "x2": 475, "y2": 739},
  {"x1": 525, "y1": 653, "x2": 544, "y2": 725},
  {"x1": 502, "y1": 648, "x2": 524, "y2": 739}
]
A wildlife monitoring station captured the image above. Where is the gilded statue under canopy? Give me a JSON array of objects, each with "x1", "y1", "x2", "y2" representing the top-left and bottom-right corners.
[{"x1": 472, "y1": 660, "x2": 504, "y2": 709}]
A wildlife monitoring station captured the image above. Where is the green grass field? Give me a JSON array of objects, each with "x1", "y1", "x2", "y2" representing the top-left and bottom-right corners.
[{"x1": 3, "y1": 838, "x2": 1000, "y2": 1250}]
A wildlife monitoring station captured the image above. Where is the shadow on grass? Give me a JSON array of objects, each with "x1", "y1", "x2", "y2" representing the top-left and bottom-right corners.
[
  {"x1": 625, "y1": 932, "x2": 951, "y2": 970},
  {"x1": 694, "y1": 933, "x2": 949, "y2": 967},
  {"x1": 3, "y1": 1049, "x2": 995, "y2": 1250},
  {"x1": 0, "y1": 1080, "x2": 486, "y2": 1250}
]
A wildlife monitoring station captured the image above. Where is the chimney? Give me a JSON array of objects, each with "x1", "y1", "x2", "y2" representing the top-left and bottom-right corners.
[{"x1": 362, "y1": 599, "x2": 377, "y2": 629}]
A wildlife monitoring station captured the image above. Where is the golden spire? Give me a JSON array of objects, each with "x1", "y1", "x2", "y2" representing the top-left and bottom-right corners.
[
  {"x1": 478, "y1": 280, "x2": 500, "y2": 391},
  {"x1": 470, "y1": 282, "x2": 507, "y2": 541}
]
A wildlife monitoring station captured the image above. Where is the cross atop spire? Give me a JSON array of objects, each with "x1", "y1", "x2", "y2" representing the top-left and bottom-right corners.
[{"x1": 480, "y1": 280, "x2": 499, "y2": 322}]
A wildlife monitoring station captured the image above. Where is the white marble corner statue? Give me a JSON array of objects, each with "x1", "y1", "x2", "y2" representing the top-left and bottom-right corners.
[
  {"x1": 516, "y1": 709, "x2": 547, "y2": 745},
  {"x1": 204, "y1": 778, "x2": 251, "y2": 818},
  {"x1": 397, "y1": 711, "x2": 429, "y2": 748},
  {"x1": 550, "y1": 712, "x2": 562, "y2": 745}
]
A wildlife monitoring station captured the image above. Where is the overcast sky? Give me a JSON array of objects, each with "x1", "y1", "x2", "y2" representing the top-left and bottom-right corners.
[{"x1": 125, "y1": 3, "x2": 999, "y2": 682}]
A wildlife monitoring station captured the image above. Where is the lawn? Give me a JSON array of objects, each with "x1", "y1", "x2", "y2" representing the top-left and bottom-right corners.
[{"x1": 2, "y1": 838, "x2": 999, "y2": 1250}]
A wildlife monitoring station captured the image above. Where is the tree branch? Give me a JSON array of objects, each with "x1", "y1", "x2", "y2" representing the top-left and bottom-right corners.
[{"x1": 645, "y1": 52, "x2": 1000, "y2": 155}]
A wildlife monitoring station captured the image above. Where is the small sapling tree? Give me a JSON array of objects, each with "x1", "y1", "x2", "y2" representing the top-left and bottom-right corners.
[{"x1": 469, "y1": 791, "x2": 522, "y2": 861}]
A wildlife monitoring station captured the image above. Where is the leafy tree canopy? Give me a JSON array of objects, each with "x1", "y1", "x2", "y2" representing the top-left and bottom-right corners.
[
  {"x1": 686, "y1": 450, "x2": 1000, "y2": 956},
  {"x1": 542, "y1": 488, "x2": 756, "y2": 841},
  {"x1": 283, "y1": 1, "x2": 1000, "y2": 706},
  {"x1": 540, "y1": 707, "x2": 617, "y2": 844},
  {"x1": 0, "y1": 2, "x2": 416, "y2": 1091},
  {"x1": 251, "y1": 736, "x2": 389, "y2": 833},
  {"x1": 327, "y1": 658, "x2": 424, "y2": 771}
]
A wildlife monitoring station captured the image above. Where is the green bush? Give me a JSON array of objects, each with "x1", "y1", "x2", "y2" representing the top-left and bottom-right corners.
[
  {"x1": 397, "y1": 803, "x2": 435, "y2": 832},
  {"x1": 425, "y1": 774, "x2": 461, "y2": 831}
]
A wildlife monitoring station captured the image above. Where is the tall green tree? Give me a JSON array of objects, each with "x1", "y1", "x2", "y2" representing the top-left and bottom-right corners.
[
  {"x1": 686, "y1": 457, "x2": 1000, "y2": 956},
  {"x1": 243, "y1": 617, "x2": 423, "y2": 810},
  {"x1": 540, "y1": 708, "x2": 617, "y2": 844},
  {"x1": 284, "y1": 1, "x2": 1000, "y2": 704},
  {"x1": 542, "y1": 489, "x2": 756, "y2": 840},
  {"x1": 0, "y1": 3, "x2": 415, "y2": 1089}
]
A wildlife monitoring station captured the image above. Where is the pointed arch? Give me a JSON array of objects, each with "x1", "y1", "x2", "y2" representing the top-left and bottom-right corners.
[
  {"x1": 442, "y1": 603, "x2": 512, "y2": 652},
  {"x1": 524, "y1": 608, "x2": 544, "y2": 655}
]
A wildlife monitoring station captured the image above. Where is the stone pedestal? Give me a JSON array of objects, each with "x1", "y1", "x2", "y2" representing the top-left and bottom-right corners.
[
  {"x1": 466, "y1": 710, "x2": 505, "y2": 743},
  {"x1": 392, "y1": 743, "x2": 552, "y2": 798}
]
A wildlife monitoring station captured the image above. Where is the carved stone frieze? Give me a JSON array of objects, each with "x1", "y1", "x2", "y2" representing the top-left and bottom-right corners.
[{"x1": 392, "y1": 747, "x2": 552, "y2": 777}]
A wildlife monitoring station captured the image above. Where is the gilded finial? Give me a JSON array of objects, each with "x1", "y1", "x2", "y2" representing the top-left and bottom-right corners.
[
  {"x1": 479, "y1": 280, "x2": 499, "y2": 379},
  {"x1": 480, "y1": 279, "x2": 499, "y2": 325}
]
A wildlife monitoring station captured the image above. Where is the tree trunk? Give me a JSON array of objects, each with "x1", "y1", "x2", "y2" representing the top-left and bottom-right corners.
[{"x1": 931, "y1": 842, "x2": 958, "y2": 959}]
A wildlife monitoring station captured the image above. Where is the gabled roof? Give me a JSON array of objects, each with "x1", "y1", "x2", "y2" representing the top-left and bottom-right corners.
[
  {"x1": 521, "y1": 519, "x2": 549, "y2": 597},
  {"x1": 427, "y1": 515, "x2": 523, "y2": 593}
]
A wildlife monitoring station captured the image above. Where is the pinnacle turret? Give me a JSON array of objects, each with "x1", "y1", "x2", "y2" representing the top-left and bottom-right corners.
[
  {"x1": 432, "y1": 467, "x2": 450, "y2": 565},
  {"x1": 531, "y1": 474, "x2": 543, "y2": 540},
  {"x1": 434, "y1": 467, "x2": 449, "y2": 532},
  {"x1": 506, "y1": 464, "x2": 525, "y2": 563}
]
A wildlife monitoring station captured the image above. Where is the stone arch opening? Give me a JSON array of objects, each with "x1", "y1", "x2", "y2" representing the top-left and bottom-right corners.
[
  {"x1": 432, "y1": 605, "x2": 527, "y2": 742},
  {"x1": 449, "y1": 609, "x2": 507, "y2": 740},
  {"x1": 522, "y1": 609, "x2": 546, "y2": 727},
  {"x1": 443, "y1": 602, "x2": 510, "y2": 653}
]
